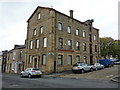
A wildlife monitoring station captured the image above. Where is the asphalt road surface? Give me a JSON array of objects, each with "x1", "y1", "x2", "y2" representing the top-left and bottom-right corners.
[{"x1": 2, "y1": 73, "x2": 119, "y2": 89}]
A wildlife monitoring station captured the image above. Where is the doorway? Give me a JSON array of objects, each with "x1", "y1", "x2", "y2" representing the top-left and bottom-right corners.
[
  {"x1": 90, "y1": 56, "x2": 93, "y2": 64},
  {"x1": 34, "y1": 58, "x2": 37, "y2": 68}
]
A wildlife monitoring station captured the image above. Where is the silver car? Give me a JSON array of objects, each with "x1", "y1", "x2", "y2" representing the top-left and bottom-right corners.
[
  {"x1": 72, "y1": 63, "x2": 94, "y2": 74},
  {"x1": 20, "y1": 68, "x2": 42, "y2": 78},
  {"x1": 91, "y1": 63, "x2": 104, "y2": 70}
]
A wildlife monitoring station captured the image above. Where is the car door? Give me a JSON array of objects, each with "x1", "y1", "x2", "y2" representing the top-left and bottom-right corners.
[
  {"x1": 24, "y1": 68, "x2": 31, "y2": 76},
  {"x1": 84, "y1": 64, "x2": 89, "y2": 71}
]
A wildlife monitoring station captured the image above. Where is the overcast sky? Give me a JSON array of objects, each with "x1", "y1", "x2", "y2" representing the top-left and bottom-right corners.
[{"x1": 0, "y1": 0, "x2": 119, "y2": 51}]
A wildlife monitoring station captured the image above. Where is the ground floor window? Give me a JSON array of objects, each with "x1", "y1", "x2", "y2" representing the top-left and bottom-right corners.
[
  {"x1": 67, "y1": 55, "x2": 72, "y2": 65},
  {"x1": 42, "y1": 54, "x2": 46, "y2": 65},
  {"x1": 58, "y1": 55, "x2": 63, "y2": 65},
  {"x1": 83, "y1": 56, "x2": 87, "y2": 63},
  {"x1": 28, "y1": 55, "x2": 32, "y2": 64},
  {"x1": 76, "y1": 55, "x2": 80, "y2": 63}
]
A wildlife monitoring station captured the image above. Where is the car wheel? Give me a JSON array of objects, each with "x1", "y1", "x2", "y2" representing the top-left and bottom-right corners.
[
  {"x1": 81, "y1": 69, "x2": 84, "y2": 74},
  {"x1": 90, "y1": 68, "x2": 93, "y2": 72},
  {"x1": 28, "y1": 74, "x2": 32, "y2": 78},
  {"x1": 20, "y1": 74, "x2": 23, "y2": 78}
]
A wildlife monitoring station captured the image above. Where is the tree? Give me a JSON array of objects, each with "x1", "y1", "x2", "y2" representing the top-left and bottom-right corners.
[{"x1": 100, "y1": 37, "x2": 120, "y2": 59}]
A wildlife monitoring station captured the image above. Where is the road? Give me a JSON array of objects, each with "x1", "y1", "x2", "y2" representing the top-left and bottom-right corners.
[{"x1": 1, "y1": 73, "x2": 119, "y2": 89}]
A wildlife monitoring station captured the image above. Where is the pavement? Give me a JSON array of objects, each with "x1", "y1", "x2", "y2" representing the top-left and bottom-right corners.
[
  {"x1": 3, "y1": 65, "x2": 120, "y2": 83},
  {"x1": 43, "y1": 65, "x2": 120, "y2": 83},
  {"x1": 111, "y1": 76, "x2": 120, "y2": 83}
]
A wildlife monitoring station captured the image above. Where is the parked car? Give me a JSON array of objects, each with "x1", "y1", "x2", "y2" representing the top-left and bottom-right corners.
[
  {"x1": 99, "y1": 59, "x2": 114, "y2": 67},
  {"x1": 72, "y1": 63, "x2": 94, "y2": 74},
  {"x1": 111, "y1": 59, "x2": 120, "y2": 65},
  {"x1": 91, "y1": 63, "x2": 104, "y2": 70},
  {"x1": 20, "y1": 68, "x2": 42, "y2": 78}
]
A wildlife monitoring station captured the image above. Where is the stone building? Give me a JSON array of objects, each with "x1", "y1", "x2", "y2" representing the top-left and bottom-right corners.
[
  {"x1": 0, "y1": 50, "x2": 8, "y2": 72},
  {"x1": 6, "y1": 45, "x2": 25, "y2": 73},
  {"x1": 25, "y1": 6, "x2": 100, "y2": 73}
]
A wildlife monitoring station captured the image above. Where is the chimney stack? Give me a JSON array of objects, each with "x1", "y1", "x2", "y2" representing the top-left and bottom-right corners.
[{"x1": 69, "y1": 10, "x2": 73, "y2": 18}]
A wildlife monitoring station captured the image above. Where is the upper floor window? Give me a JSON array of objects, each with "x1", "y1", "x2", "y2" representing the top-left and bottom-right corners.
[
  {"x1": 58, "y1": 22, "x2": 62, "y2": 31},
  {"x1": 35, "y1": 39, "x2": 39, "y2": 48},
  {"x1": 68, "y1": 40, "x2": 72, "y2": 49},
  {"x1": 13, "y1": 52, "x2": 16, "y2": 60},
  {"x1": 76, "y1": 29, "x2": 79, "y2": 36},
  {"x1": 20, "y1": 50, "x2": 23, "y2": 59},
  {"x1": 67, "y1": 26, "x2": 71, "y2": 33},
  {"x1": 43, "y1": 37, "x2": 47, "y2": 47},
  {"x1": 40, "y1": 26, "x2": 43, "y2": 34},
  {"x1": 95, "y1": 45, "x2": 97, "y2": 52},
  {"x1": 58, "y1": 38, "x2": 63, "y2": 49},
  {"x1": 83, "y1": 43, "x2": 86, "y2": 51},
  {"x1": 38, "y1": 13, "x2": 41, "y2": 19},
  {"x1": 76, "y1": 41, "x2": 80, "y2": 50},
  {"x1": 30, "y1": 40, "x2": 33, "y2": 49},
  {"x1": 33, "y1": 29, "x2": 36, "y2": 36},
  {"x1": 83, "y1": 31, "x2": 86, "y2": 38},
  {"x1": 94, "y1": 35, "x2": 97, "y2": 40}
]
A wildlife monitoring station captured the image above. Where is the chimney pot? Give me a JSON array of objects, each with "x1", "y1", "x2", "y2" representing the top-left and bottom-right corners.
[{"x1": 69, "y1": 10, "x2": 73, "y2": 18}]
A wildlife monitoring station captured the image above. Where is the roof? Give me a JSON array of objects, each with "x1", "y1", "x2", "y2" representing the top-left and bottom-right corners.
[
  {"x1": 13, "y1": 45, "x2": 25, "y2": 49},
  {"x1": 27, "y1": 6, "x2": 99, "y2": 31}
]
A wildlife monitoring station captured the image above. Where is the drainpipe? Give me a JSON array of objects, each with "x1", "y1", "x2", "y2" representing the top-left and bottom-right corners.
[{"x1": 54, "y1": 11, "x2": 57, "y2": 73}]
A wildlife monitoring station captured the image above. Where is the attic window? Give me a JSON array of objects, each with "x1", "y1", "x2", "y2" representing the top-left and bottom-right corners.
[{"x1": 38, "y1": 13, "x2": 41, "y2": 19}]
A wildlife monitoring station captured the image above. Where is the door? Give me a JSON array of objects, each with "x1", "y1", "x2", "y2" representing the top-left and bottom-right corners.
[
  {"x1": 90, "y1": 56, "x2": 93, "y2": 64},
  {"x1": 34, "y1": 58, "x2": 37, "y2": 68},
  {"x1": 54, "y1": 61, "x2": 56, "y2": 73}
]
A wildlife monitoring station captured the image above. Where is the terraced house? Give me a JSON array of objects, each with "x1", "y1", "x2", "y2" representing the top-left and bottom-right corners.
[
  {"x1": 6, "y1": 45, "x2": 25, "y2": 73},
  {"x1": 25, "y1": 6, "x2": 100, "y2": 73}
]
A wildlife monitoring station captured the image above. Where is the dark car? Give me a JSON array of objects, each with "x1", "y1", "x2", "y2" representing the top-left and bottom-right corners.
[{"x1": 99, "y1": 59, "x2": 114, "y2": 67}]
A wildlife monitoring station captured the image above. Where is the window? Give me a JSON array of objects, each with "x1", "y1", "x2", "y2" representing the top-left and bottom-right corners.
[
  {"x1": 20, "y1": 50, "x2": 23, "y2": 59},
  {"x1": 76, "y1": 41, "x2": 80, "y2": 50},
  {"x1": 67, "y1": 55, "x2": 72, "y2": 65},
  {"x1": 83, "y1": 31, "x2": 86, "y2": 38},
  {"x1": 95, "y1": 45, "x2": 97, "y2": 52},
  {"x1": 35, "y1": 39, "x2": 39, "y2": 48},
  {"x1": 94, "y1": 35, "x2": 97, "y2": 40},
  {"x1": 58, "y1": 22, "x2": 62, "y2": 31},
  {"x1": 68, "y1": 40, "x2": 72, "y2": 49},
  {"x1": 28, "y1": 55, "x2": 32, "y2": 64},
  {"x1": 67, "y1": 26, "x2": 71, "y2": 33},
  {"x1": 30, "y1": 40, "x2": 33, "y2": 49},
  {"x1": 42, "y1": 55, "x2": 46, "y2": 65},
  {"x1": 38, "y1": 13, "x2": 41, "y2": 19},
  {"x1": 76, "y1": 29, "x2": 79, "y2": 35},
  {"x1": 33, "y1": 29, "x2": 37, "y2": 36},
  {"x1": 58, "y1": 55, "x2": 63, "y2": 65},
  {"x1": 58, "y1": 38, "x2": 63, "y2": 48},
  {"x1": 76, "y1": 55, "x2": 80, "y2": 63},
  {"x1": 83, "y1": 56, "x2": 87, "y2": 63},
  {"x1": 83, "y1": 43, "x2": 86, "y2": 51},
  {"x1": 40, "y1": 26, "x2": 43, "y2": 34},
  {"x1": 43, "y1": 37, "x2": 47, "y2": 47},
  {"x1": 13, "y1": 52, "x2": 16, "y2": 60}
]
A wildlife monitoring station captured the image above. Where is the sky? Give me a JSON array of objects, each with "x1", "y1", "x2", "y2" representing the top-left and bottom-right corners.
[{"x1": 0, "y1": 0, "x2": 119, "y2": 51}]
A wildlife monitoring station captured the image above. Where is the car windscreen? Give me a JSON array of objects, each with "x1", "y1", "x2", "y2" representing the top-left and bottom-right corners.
[{"x1": 33, "y1": 69, "x2": 40, "y2": 71}]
